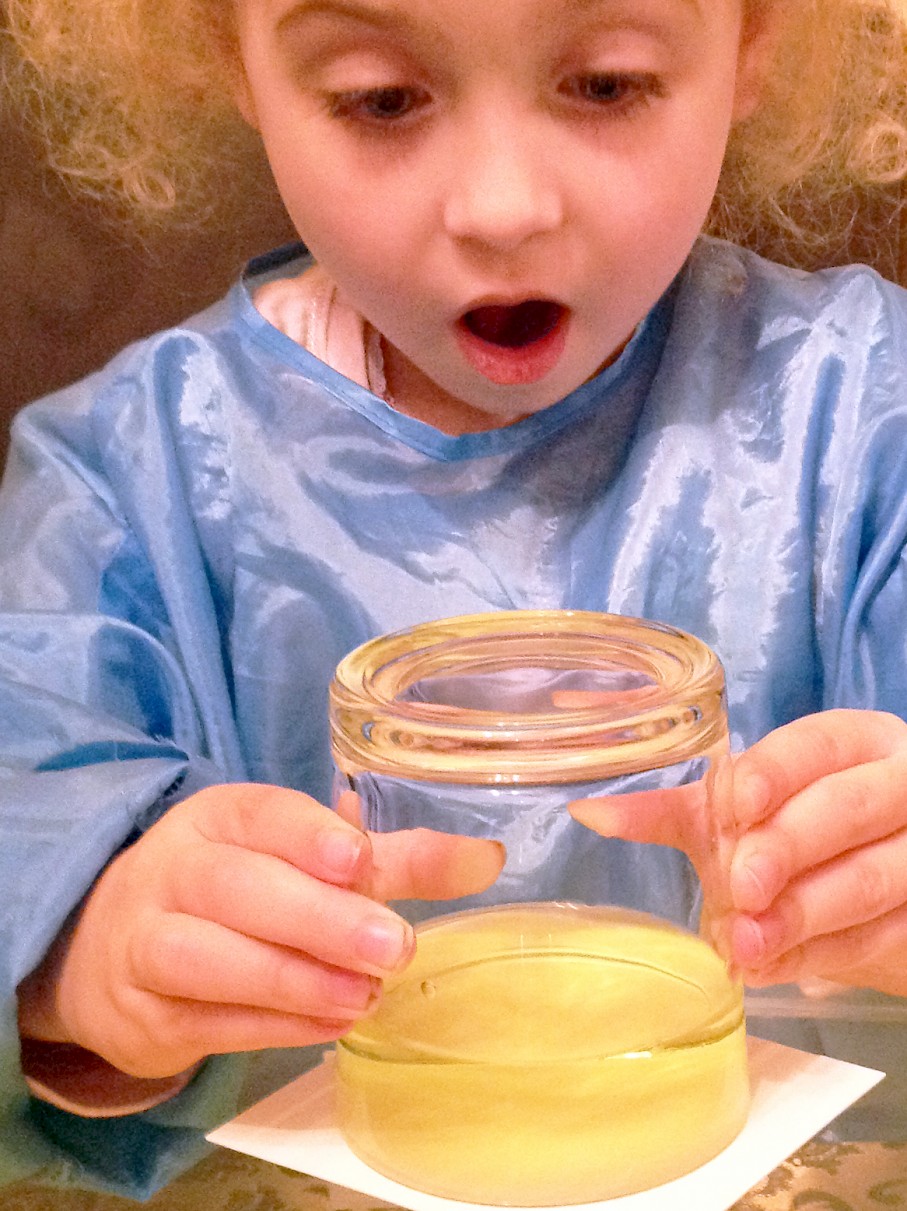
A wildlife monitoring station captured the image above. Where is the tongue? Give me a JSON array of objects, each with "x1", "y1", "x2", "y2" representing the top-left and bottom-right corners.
[{"x1": 465, "y1": 300, "x2": 562, "y2": 348}]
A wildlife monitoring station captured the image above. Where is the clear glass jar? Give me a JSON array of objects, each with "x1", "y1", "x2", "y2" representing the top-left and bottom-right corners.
[{"x1": 330, "y1": 609, "x2": 748, "y2": 1204}]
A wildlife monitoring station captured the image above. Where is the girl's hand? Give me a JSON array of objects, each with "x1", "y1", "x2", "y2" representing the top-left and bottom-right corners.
[
  {"x1": 17, "y1": 784, "x2": 505, "y2": 1079},
  {"x1": 725, "y1": 710, "x2": 907, "y2": 995},
  {"x1": 570, "y1": 709, "x2": 907, "y2": 997}
]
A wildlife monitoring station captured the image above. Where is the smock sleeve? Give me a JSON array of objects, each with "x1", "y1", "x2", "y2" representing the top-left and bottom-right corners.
[{"x1": 0, "y1": 367, "x2": 245, "y2": 1197}]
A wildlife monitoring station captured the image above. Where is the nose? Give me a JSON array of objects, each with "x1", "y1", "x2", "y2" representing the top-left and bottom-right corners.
[{"x1": 442, "y1": 110, "x2": 564, "y2": 251}]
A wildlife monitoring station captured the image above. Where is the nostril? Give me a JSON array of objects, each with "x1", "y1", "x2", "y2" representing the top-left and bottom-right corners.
[{"x1": 463, "y1": 300, "x2": 564, "y2": 348}]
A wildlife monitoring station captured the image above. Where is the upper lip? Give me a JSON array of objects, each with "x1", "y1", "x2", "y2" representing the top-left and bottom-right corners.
[{"x1": 457, "y1": 292, "x2": 567, "y2": 317}]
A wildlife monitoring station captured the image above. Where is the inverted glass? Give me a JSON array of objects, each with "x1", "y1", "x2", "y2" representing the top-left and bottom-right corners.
[{"x1": 329, "y1": 609, "x2": 748, "y2": 1204}]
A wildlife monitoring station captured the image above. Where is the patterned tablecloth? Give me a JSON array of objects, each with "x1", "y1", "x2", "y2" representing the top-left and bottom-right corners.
[{"x1": 3, "y1": 1140, "x2": 907, "y2": 1211}]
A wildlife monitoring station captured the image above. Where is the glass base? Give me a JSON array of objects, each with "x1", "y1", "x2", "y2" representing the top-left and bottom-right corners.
[{"x1": 337, "y1": 902, "x2": 749, "y2": 1205}]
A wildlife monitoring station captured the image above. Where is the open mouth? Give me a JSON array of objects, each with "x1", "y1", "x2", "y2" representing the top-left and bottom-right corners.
[
  {"x1": 462, "y1": 300, "x2": 565, "y2": 349},
  {"x1": 455, "y1": 298, "x2": 569, "y2": 386}
]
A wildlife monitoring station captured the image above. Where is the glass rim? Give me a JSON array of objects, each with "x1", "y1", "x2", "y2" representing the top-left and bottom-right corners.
[{"x1": 329, "y1": 610, "x2": 727, "y2": 784}]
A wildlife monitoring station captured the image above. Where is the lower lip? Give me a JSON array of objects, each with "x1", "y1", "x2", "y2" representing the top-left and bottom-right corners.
[{"x1": 454, "y1": 311, "x2": 570, "y2": 386}]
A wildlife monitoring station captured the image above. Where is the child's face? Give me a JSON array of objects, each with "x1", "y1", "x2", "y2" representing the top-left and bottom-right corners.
[{"x1": 235, "y1": 0, "x2": 763, "y2": 433}]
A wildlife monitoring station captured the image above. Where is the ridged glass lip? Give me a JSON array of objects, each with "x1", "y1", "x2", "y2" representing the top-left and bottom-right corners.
[
  {"x1": 329, "y1": 610, "x2": 727, "y2": 785},
  {"x1": 337, "y1": 902, "x2": 744, "y2": 1065}
]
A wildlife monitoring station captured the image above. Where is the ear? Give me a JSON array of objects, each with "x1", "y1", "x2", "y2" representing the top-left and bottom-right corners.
[
  {"x1": 233, "y1": 68, "x2": 261, "y2": 130},
  {"x1": 733, "y1": 0, "x2": 784, "y2": 121}
]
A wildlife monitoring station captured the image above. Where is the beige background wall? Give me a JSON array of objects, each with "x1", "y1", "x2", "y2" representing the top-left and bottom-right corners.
[{"x1": 0, "y1": 120, "x2": 295, "y2": 469}]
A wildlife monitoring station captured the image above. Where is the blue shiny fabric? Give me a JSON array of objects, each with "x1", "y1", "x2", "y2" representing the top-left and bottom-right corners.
[{"x1": 3, "y1": 236, "x2": 907, "y2": 1193}]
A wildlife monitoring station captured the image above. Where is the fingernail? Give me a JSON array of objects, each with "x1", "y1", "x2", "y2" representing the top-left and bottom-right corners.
[
  {"x1": 730, "y1": 848, "x2": 777, "y2": 913},
  {"x1": 734, "y1": 769, "x2": 771, "y2": 827},
  {"x1": 567, "y1": 799, "x2": 621, "y2": 834},
  {"x1": 731, "y1": 915, "x2": 767, "y2": 967},
  {"x1": 318, "y1": 827, "x2": 366, "y2": 883},
  {"x1": 357, "y1": 915, "x2": 415, "y2": 974},
  {"x1": 451, "y1": 839, "x2": 507, "y2": 893},
  {"x1": 361, "y1": 979, "x2": 384, "y2": 1016},
  {"x1": 335, "y1": 973, "x2": 383, "y2": 1014}
]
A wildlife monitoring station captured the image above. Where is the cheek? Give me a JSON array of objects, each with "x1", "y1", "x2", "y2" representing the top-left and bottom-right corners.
[
  {"x1": 644, "y1": 129, "x2": 730, "y2": 237},
  {"x1": 269, "y1": 170, "x2": 361, "y2": 262},
  {"x1": 269, "y1": 152, "x2": 415, "y2": 273},
  {"x1": 586, "y1": 159, "x2": 714, "y2": 256},
  {"x1": 282, "y1": 195, "x2": 415, "y2": 319}
]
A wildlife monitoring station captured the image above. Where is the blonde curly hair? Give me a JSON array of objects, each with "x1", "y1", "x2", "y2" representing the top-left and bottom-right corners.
[
  {"x1": 4, "y1": 0, "x2": 907, "y2": 261},
  {"x1": 1, "y1": 0, "x2": 248, "y2": 223},
  {"x1": 713, "y1": 0, "x2": 907, "y2": 263}
]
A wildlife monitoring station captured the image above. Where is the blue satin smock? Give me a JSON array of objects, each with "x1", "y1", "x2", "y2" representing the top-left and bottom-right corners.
[{"x1": 3, "y1": 236, "x2": 907, "y2": 1195}]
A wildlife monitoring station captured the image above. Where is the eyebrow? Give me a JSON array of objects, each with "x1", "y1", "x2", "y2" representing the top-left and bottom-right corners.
[
  {"x1": 276, "y1": 0, "x2": 417, "y2": 34},
  {"x1": 567, "y1": 0, "x2": 703, "y2": 19},
  {"x1": 276, "y1": 0, "x2": 701, "y2": 39}
]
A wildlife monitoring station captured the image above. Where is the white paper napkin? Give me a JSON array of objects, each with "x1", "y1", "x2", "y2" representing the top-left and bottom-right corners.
[{"x1": 208, "y1": 1039, "x2": 883, "y2": 1211}]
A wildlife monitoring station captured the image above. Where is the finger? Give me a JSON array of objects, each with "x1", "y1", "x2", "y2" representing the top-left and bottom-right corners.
[
  {"x1": 169, "y1": 843, "x2": 415, "y2": 977},
  {"x1": 732, "y1": 710, "x2": 907, "y2": 830},
  {"x1": 189, "y1": 784, "x2": 370, "y2": 887},
  {"x1": 158, "y1": 1002, "x2": 353, "y2": 1070},
  {"x1": 135, "y1": 912, "x2": 381, "y2": 1020},
  {"x1": 730, "y1": 755, "x2": 907, "y2": 914},
  {"x1": 368, "y1": 829, "x2": 506, "y2": 902},
  {"x1": 335, "y1": 789, "x2": 363, "y2": 827},
  {"x1": 731, "y1": 826, "x2": 907, "y2": 970},
  {"x1": 170, "y1": 1004, "x2": 358, "y2": 1064},
  {"x1": 735, "y1": 901, "x2": 907, "y2": 997},
  {"x1": 102, "y1": 1001, "x2": 356, "y2": 1079},
  {"x1": 568, "y1": 782, "x2": 707, "y2": 853}
]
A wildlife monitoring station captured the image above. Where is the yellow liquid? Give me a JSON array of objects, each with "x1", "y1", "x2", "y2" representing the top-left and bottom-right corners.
[{"x1": 336, "y1": 903, "x2": 749, "y2": 1206}]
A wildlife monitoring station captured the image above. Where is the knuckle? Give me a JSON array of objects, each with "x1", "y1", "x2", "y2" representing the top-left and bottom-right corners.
[
  {"x1": 230, "y1": 786, "x2": 269, "y2": 838},
  {"x1": 765, "y1": 827, "x2": 798, "y2": 885},
  {"x1": 134, "y1": 917, "x2": 196, "y2": 995},
  {"x1": 185, "y1": 840, "x2": 229, "y2": 892},
  {"x1": 761, "y1": 897, "x2": 805, "y2": 963},
  {"x1": 808, "y1": 720, "x2": 848, "y2": 777},
  {"x1": 166, "y1": 1013, "x2": 214, "y2": 1063},
  {"x1": 832, "y1": 775, "x2": 874, "y2": 834},
  {"x1": 196, "y1": 782, "x2": 273, "y2": 842},
  {"x1": 270, "y1": 951, "x2": 309, "y2": 1012},
  {"x1": 867, "y1": 710, "x2": 907, "y2": 751},
  {"x1": 268, "y1": 946, "x2": 343, "y2": 1017},
  {"x1": 823, "y1": 924, "x2": 867, "y2": 972},
  {"x1": 103, "y1": 995, "x2": 190, "y2": 1077},
  {"x1": 755, "y1": 941, "x2": 807, "y2": 986},
  {"x1": 270, "y1": 951, "x2": 371, "y2": 1018},
  {"x1": 848, "y1": 858, "x2": 897, "y2": 924}
]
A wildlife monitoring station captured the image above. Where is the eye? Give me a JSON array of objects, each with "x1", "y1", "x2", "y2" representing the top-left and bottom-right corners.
[
  {"x1": 323, "y1": 85, "x2": 431, "y2": 126},
  {"x1": 560, "y1": 71, "x2": 665, "y2": 114}
]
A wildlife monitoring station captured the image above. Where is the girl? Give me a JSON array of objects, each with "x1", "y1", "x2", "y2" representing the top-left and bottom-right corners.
[{"x1": 5, "y1": 0, "x2": 907, "y2": 1196}]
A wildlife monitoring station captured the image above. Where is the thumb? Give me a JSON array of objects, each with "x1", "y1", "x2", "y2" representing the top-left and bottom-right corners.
[
  {"x1": 367, "y1": 828, "x2": 506, "y2": 902},
  {"x1": 568, "y1": 782, "x2": 706, "y2": 853},
  {"x1": 569, "y1": 760, "x2": 737, "y2": 929}
]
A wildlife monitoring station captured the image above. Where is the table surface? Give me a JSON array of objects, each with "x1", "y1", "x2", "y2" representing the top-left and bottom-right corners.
[{"x1": 4, "y1": 1140, "x2": 907, "y2": 1211}]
